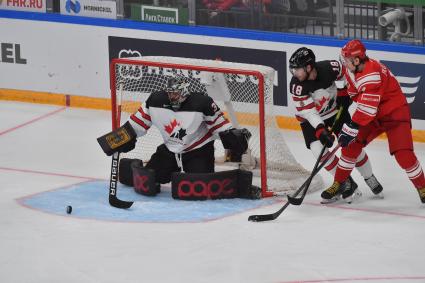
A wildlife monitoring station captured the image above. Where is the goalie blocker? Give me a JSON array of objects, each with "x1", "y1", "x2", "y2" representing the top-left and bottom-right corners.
[
  {"x1": 97, "y1": 121, "x2": 137, "y2": 156},
  {"x1": 171, "y1": 169, "x2": 261, "y2": 200}
]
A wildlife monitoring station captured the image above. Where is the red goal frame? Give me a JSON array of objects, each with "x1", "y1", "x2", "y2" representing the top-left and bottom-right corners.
[{"x1": 110, "y1": 58, "x2": 274, "y2": 197}]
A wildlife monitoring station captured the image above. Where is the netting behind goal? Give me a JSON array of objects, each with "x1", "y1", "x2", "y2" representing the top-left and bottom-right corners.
[{"x1": 110, "y1": 56, "x2": 322, "y2": 197}]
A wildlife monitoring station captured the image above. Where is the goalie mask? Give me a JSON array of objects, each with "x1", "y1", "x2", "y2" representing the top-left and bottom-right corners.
[{"x1": 166, "y1": 76, "x2": 191, "y2": 110}]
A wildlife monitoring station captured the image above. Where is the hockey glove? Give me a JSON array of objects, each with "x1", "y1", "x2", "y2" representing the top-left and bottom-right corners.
[
  {"x1": 219, "y1": 128, "x2": 252, "y2": 162},
  {"x1": 97, "y1": 121, "x2": 137, "y2": 156},
  {"x1": 315, "y1": 124, "x2": 335, "y2": 148},
  {"x1": 338, "y1": 121, "x2": 359, "y2": 147}
]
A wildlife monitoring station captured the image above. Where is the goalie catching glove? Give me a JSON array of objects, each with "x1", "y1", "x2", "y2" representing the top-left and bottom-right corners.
[
  {"x1": 97, "y1": 121, "x2": 137, "y2": 156},
  {"x1": 219, "y1": 128, "x2": 252, "y2": 162}
]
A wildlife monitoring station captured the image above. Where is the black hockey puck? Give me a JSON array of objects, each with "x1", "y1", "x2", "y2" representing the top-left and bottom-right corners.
[{"x1": 66, "y1": 205, "x2": 72, "y2": 214}]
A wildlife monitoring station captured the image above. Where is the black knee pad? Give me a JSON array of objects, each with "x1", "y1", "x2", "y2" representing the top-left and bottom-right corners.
[
  {"x1": 131, "y1": 162, "x2": 160, "y2": 196},
  {"x1": 118, "y1": 158, "x2": 143, "y2": 186}
]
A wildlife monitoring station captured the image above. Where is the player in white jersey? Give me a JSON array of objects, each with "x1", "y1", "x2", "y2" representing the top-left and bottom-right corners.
[
  {"x1": 98, "y1": 75, "x2": 253, "y2": 198},
  {"x1": 289, "y1": 47, "x2": 383, "y2": 203}
]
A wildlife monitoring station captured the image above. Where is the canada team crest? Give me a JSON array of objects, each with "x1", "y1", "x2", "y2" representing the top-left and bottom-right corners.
[{"x1": 164, "y1": 119, "x2": 187, "y2": 140}]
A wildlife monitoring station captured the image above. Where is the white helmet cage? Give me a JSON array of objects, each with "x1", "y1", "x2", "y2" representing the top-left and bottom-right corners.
[{"x1": 166, "y1": 76, "x2": 190, "y2": 96}]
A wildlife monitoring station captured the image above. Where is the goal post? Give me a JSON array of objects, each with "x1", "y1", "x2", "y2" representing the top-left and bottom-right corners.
[{"x1": 109, "y1": 56, "x2": 323, "y2": 197}]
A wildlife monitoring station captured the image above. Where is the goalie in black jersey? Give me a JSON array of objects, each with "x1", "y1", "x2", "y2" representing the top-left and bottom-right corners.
[
  {"x1": 288, "y1": 47, "x2": 383, "y2": 203},
  {"x1": 98, "y1": 75, "x2": 259, "y2": 200}
]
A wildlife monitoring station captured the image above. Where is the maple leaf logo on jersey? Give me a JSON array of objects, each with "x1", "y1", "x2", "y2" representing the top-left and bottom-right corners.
[
  {"x1": 164, "y1": 119, "x2": 181, "y2": 135},
  {"x1": 315, "y1": 96, "x2": 328, "y2": 111}
]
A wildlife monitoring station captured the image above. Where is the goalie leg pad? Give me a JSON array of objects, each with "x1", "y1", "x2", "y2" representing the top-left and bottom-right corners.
[
  {"x1": 131, "y1": 161, "x2": 160, "y2": 196},
  {"x1": 97, "y1": 121, "x2": 137, "y2": 156},
  {"x1": 237, "y1": 170, "x2": 261, "y2": 199},
  {"x1": 171, "y1": 169, "x2": 259, "y2": 200},
  {"x1": 118, "y1": 158, "x2": 143, "y2": 186}
]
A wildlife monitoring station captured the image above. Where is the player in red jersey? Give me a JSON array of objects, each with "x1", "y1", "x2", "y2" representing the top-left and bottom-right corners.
[
  {"x1": 323, "y1": 39, "x2": 425, "y2": 204},
  {"x1": 289, "y1": 47, "x2": 383, "y2": 203}
]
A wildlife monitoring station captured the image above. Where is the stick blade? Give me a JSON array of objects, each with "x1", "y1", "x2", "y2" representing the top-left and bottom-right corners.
[
  {"x1": 109, "y1": 196, "x2": 134, "y2": 209},
  {"x1": 287, "y1": 195, "x2": 303, "y2": 206},
  {"x1": 248, "y1": 214, "x2": 276, "y2": 222}
]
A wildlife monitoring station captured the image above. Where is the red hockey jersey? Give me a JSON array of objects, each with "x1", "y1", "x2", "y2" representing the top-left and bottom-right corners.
[{"x1": 344, "y1": 58, "x2": 407, "y2": 126}]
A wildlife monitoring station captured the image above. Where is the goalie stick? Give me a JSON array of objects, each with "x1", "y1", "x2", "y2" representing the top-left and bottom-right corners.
[
  {"x1": 287, "y1": 106, "x2": 344, "y2": 206},
  {"x1": 247, "y1": 145, "x2": 340, "y2": 222},
  {"x1": 109, "y1": 152, "x2": 133, "y2": 209}
]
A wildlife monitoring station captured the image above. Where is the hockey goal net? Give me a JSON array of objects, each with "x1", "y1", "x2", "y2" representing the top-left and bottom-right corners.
[{"x1": 110, "y1": 56, "x2": 323, "y2": 197}]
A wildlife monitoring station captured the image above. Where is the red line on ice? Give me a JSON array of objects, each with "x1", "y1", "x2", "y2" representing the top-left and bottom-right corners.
[
  {"x1": 305, "y1": 201, "x2": 425, "y2": 220},
  {"x1": 0, "y1": 106, "x2": 66, "y2": 136},
  {"x1": 0, "y1": 166, "x2": 100, "y2": 181}
]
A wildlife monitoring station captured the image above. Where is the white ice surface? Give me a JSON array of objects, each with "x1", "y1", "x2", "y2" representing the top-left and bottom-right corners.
[{"x1": 1, "y1": 101, "x2": 425, "y2": 283}]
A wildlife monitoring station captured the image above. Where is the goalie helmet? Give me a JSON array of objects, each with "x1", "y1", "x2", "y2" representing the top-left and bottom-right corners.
[
  {"x1": 166, "y1": 75, "x2": 191, "y2": 110},
  {"x1": 289, "y1": 47, "x2": 316, "y2": 70}
]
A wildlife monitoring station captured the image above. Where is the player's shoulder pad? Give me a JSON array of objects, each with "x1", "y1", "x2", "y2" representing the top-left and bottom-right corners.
[
  {"x1": 317, "y1": 60, "x2": 342, "y2": 78},
  {"x1": 369, "y1": 58, "x2": 384, "y2": 73},
  {"x1": 182, "y1": 93, "x2": 220, "y2": 115}
]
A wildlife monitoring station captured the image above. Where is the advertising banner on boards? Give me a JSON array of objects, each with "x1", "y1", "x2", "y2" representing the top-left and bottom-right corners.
[
  {"x1": 60, "y1": 0, "x2": 116, "y2": 19},
  {"x1": 0, "y1": 0, "x2": 46, "y2": 12},
  {"x1": 381, "y1": 60, "x2": 425, "y2": 120},
  {"x1": 108, "y1": 36, "x2": 288, "y2": 106}
]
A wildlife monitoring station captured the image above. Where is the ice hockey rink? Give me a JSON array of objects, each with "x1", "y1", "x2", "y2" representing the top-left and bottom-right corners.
[{"x1": 1, "y1": 100, "x2": 425, "y2": 283}]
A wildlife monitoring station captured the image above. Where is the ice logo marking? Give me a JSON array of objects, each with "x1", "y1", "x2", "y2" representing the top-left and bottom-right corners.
[
  {"x1": 65, "y1": 0, "x2": 81, "y2": 13},
  {"x1": 397, "y1": 75, "x2": 421, "y2": 103},
  {"x1": 118, "y1": 49, "x2": 143, "y2": 79}
]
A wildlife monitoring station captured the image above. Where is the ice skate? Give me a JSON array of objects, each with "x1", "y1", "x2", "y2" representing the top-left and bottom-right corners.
[
  {"x1": 341, "y1": 176, "x2": 362, "y2": 204},
  {"x1": 417, "y1": 187, "x2": 425, "y2": 204},
  {"x1": 365, "y1": 174, "x2": 384, "y2": 198},
  {"x1": 320, "y1": 181, "x2": 344, "y2": 204}
]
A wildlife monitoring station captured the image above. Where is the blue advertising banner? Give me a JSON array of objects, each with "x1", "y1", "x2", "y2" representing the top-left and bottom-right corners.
[
  {"x1": 108, "y1": 36, "x2": 288, "y2": 107},
  {"x1": 381, "y1": 60, "x2": 425, "y2": 120}
]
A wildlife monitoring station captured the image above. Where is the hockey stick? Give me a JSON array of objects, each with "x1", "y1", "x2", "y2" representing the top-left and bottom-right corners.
[
  {"x1": 287, "y1": 106, "x2": 344, "y2": 206},
  {"x1": 109, "y1": 152, "x2": 133, "y2": 209},
  {"x1": 286, "y1": 145, "x2": 327, "y2": 205},
  {"x1": 247, "y1": 144, "x2": 340, "y2": 222},
  {"x1": 247, "y1": 106, "x2": 344, "y2": 222}
]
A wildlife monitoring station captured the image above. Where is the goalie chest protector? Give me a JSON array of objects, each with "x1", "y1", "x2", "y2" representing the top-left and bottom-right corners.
[{"x1": 130, "y1": 91, "x2": 231, "y2": 154}]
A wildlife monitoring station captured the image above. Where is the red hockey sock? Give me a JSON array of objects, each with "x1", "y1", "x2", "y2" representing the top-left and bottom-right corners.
[
  {"x1": 335, "y1": 142, "x2": 363, "y2": 183},
  {"x1": 394, "y1": 150, "x2": 425, "y2": 189},
  {"x1": 324, "y1": 155, "x2": 339, "y2": 173}
]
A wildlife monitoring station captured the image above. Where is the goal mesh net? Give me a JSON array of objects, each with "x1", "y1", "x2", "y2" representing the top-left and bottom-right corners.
[{"x1": 110, "y1": 56, "x2": 323, "y2": 196}]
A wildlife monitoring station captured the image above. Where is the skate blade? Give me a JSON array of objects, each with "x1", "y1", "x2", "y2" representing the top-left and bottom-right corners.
[
  {"x1": 320, "y1": 196, "x2": 341, "y2": 204},
  {"x1": 344, "y1": 190, "x2": 363, "y2": 204}
]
